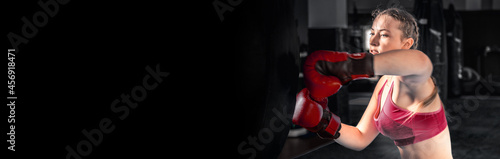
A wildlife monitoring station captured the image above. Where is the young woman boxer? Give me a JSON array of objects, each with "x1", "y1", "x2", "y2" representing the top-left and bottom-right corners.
[{"x1": 293, "y1": 7, "x2": 453, "y2": 159}]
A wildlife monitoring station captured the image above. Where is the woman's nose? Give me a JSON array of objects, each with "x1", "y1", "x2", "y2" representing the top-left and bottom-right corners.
[{"x1": 370, "y1": 35, "x2": 379, "y2": 46}]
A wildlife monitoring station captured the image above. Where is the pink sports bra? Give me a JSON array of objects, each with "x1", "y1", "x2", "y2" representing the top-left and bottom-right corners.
[{"x1": 373, "y1": 80, "x2": 447, "y2": 146}]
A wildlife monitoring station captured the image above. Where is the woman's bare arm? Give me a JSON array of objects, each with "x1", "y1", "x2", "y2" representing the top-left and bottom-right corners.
[
  {"x1": 333, "y1": 76, "x2": 387, "y2": 151},
  {"x1": 373, "y1": 49, "x2": 432, "y2": 85}
]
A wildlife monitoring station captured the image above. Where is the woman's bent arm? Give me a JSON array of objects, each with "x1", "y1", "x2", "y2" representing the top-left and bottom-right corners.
[
  {"x1": 333, "y1": 76, "x2": 387, "y2": 151},
  {"x1": 373, "y1": 49, "x2": 432, "y2": 85}
]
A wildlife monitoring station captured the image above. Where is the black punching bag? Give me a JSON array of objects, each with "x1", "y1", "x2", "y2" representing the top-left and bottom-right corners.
[
  {"x1": 445, "y1": 4, "x2": 464, "y2": 97},
  {"x1": 414, "y1": 0, "x2": 448, "y2": 102},
  {"x1": 221, "y1": 0, "x2": 299, "y2": 159}
]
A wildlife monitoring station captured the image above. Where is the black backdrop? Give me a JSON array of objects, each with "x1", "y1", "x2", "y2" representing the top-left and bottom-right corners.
[{"x1": 6, "y1": 0, "x2": 299, "y2": 159}]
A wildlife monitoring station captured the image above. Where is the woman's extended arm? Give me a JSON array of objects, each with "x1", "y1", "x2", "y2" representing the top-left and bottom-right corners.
[{"x1": 373, "y1": 49, "x2": 432, "y2": 85}]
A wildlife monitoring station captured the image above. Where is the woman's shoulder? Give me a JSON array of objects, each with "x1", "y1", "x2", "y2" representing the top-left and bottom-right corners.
[{"x1": 373, "y1": 75, "x2": 390, "y2": 94}]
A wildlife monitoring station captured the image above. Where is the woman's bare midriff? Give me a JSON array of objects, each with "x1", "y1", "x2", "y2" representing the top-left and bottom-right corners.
[{"x1": 397, "y1": 126, "x2": 453, "y2": 159}]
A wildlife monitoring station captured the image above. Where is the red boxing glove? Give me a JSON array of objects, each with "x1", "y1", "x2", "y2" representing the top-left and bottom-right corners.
[
  {"x1": 293, "y1": 88, "x2": 341, "y2": 139},
  {"x1": 304, "y1": 50, "x2": 374, "y2": 99}
]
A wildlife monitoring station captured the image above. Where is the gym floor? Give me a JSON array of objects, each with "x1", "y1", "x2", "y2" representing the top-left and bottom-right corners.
[{"x1": 278, "y1": 95, "x2": 500, "y2": 159}]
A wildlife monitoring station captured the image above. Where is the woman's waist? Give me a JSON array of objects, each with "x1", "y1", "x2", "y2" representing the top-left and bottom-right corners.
[{"x1": 397, "y1": 127, "x2": 452, "y2": 159}]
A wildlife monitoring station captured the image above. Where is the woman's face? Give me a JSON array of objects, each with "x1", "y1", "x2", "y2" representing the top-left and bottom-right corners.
[{"x1": 369, "y1": 15, "x2": 413, "y2": 55}]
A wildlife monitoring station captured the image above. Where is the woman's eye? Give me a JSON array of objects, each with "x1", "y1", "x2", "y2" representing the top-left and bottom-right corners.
[
  {"x1": 369, "y1": 32, "x2": 375, "y2": 36},
  {"x1": 381, "y1": 34, "x2": 388, "y2": 37}
]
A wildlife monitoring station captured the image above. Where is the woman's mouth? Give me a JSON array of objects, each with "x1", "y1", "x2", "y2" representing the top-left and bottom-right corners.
[{"x1": 370, "y1": 49, "x2": 379, "y2": 54}]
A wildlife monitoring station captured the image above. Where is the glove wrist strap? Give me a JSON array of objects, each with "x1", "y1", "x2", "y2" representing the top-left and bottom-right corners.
[
  {"x1": 350, "y1": 52, "x2": 374, "y2": 79},
  {"x1": 315, "y1": 110, "x2": 341, "y2": 140}
]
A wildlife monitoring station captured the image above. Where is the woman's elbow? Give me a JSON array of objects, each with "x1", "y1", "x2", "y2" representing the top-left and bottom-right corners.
[
  {"x1": 415, "y1": 50, "x2": 433, "y2": 77},
  {"x1": 403, "y1": 50, "x2": 433, "y2": 82}
]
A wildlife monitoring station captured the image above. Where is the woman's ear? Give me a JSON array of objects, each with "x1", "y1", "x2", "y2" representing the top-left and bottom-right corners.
[{"x1": 401, "y1": 38, "x2": 414, "y2": 49}]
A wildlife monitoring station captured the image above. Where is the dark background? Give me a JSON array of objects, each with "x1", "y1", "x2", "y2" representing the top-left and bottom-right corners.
[
  {"x1": 6, "y1": 0, "x2": 297, "y2": 158},
  {"x1": 6, "y1": 0, "x2": 233, "y2": 158},
  {"x1": 5, "y1": 0, "x2": 500, "y2": 159}
]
